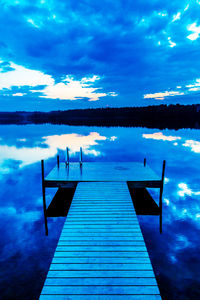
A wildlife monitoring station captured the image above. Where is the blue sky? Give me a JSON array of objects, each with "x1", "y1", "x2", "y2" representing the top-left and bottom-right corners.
[{"x1": 1, "y1": 0, "x2": 200, "y2": 111}]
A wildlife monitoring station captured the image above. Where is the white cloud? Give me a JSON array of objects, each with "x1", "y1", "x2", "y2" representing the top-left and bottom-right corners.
[
  {"x1": 0, "y1": 61, "x2": 117, "y2": 102},
  {"x1": 39, "y1": 76, "x2": 108, "y2": 101},
  {"x1": 42, "y1": 132, "x2": 107, "y2": 156},
  {"x1": 0, "y1": 132, "x2": 117, "y2": 167},
  {"x1": 0, "y1": 62, "x2": 54, "y2": 90},
  {"x1": 144, "y1": 90, "x2": 183, "y2": 100},
  {"x1": 186, "y1": 78, "x2": 200, "y2": 90},
  {"x1": 168, "y1": 37, "x2": 176, "y2": 47},
  {"x1": 110, "y1": 136, "x2": 117, "y2": 141},
  {"x1": 27, "y1": 18, "x2": 40, "y2": 28},
  {"x1": 142, "y1": 132, "x2": 181, "y2": 141},
  {"x1": 178, "y1": 182, "x2": 200, "y2": 197},
  {"x1": 188, "y1": 87, "x2": 200, "y2": 91},
  {"x1": 182, "y1": 139, "x2": 200, "y2": 153},
  {"x1": 12, "y1": 93, "x2": 26, "y2": 96},
  {"x1": 164, "y1": 198, "x2": 170, "y2": 206},
  {"x1": 158, "y1": 11, "x2": 168, "y2": 17},
  {"x1": 172, "y1": 12, "x2": 181, "y2": 22},
  {"x1": 165, "y1": 177, "x2": 170, "y2": 183},
  {"x1": 178, "y1": 183, "x2": 192, "y2": 197},
  {"x1": 187, "y1": 23, "x2": 200, "y2": 40},
  {"x1": 184, "y1": 4, "x2": 189, "y2": 11}
]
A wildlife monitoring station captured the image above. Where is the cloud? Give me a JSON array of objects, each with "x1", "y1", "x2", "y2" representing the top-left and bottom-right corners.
[
  {"x1": 168, "y1": 37, "x2": 176, "y2": 47},
  {"x1": 0, "y1": 62, "x2": 116, "y2": 101},
  {"x1": 182, "y1": 139, "x2": 200, "y2": 153},
  {"x1": 178, "y1": 183, "x2": 200, "y2": 197},
  {"x1": 42, "y1": 132, "x2": 108, "y2": 156},
  {"x1": 0, "y1": 62, "x2": 54, "y2": 90},
  {"x1": 144, "y1": 90, "x2": 184, "y2": 100},
  {"x1": 187, "y1": 22, "x2": 200, "y2": 40},
  {"x1": 172, "y1": 12, "x2": 181, "y2": 22},
  {"x1": 12, "y1": 93, "x2": 26, "y2": 96},
  {"x1": 38, "y1": 75, "x2": 112, "y2": 101},
  {"x1": 143, "y1": 132, "x2": 181, "y2": 141},
  {"x1": 0, "y1": 132, "x2": 117, "y2": 167}
]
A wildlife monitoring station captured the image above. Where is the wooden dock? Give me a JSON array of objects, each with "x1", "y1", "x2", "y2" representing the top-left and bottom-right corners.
[{"x1": 40, "y1": 181, "x2": 162, "y2": 299}]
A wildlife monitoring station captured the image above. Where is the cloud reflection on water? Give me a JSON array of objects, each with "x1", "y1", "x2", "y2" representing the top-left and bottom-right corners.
[
  {"x1": 0, "y1": 132, "x2": 117, "y2": 168},
  {"x1": 0, "y1": 126, "x2": 200, "y2": 299}
]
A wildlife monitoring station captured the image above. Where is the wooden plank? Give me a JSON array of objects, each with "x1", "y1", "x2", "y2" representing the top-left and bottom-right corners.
[
  {"x1": 54, "y1": 252, "x2": 150, "y2": 257},
  {"x1": 58, "y1": 232, "x2": 143, "y2": 237},
  {"x1": 52, "y1": 257, "x2": 151, "y2": 264},
  {"x1": 49, "y1": 263, "x2": 153, "y2": 271},
  {"x1": 57, "y1": 241, "x2": 146, "y2": 246},
  {"x1": 66, "y1": 216, "x2": 138, "y2": 219},
  {"x1": 56, "y1": 246, "x2": 147, "y2": 251},
  {"x1": 40, "y1": 182, "x2": 161, "y2": 299},
  {"x1": 47, "y1": 270, "x2": 155, "y2": 278},
  {"x1": 40, "y1": 294, "x2": 161, "y2": 300},
  {"x1": 41, "y1": 285, "x2": 160, "y2": 295},
  {"x1": 59, "y1": 234, "x2": 144, "y2": 243},
  {"x1": 44, "y1": 277, "x2": 157, "y2": 285},
  {"x1": 62, "y1": 225, "x2": 141, "y2": 229},
  {"x1": 60, "y1": 234, "x2": 145, "y2": 239}
]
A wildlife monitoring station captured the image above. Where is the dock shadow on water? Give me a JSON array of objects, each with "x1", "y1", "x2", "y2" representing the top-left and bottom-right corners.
[
  {"x1": 46, "y1": 187, "x2": 76, "y2": 217},
  {"x1": 129, "y1": 187, "x2": 160, "y2": 216}
]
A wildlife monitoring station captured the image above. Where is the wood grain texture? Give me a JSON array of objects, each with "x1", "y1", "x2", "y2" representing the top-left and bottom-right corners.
[
  {"x1": 40, "y1": 182, "x2": 161, "y2": 299},
  {"x1": 45, "y1": 162, "x2": 160, "y2": 184}
]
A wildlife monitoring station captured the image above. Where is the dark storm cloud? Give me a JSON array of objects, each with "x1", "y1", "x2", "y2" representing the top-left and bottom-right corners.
[{"x1": 0, "y1": 0, "x2": 200, "y2": 110}]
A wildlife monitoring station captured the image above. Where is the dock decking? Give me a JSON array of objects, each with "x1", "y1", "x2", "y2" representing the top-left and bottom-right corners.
[
  {"x1": 40, "y1": 181, "x2": 161, "y2": 299},
  {"x1": 45, "y1": 162, "x2": 161, "y2": 187}
]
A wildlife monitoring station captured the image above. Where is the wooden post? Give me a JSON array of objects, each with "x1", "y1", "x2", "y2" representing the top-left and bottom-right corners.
[
  {"x1": 80, "y1": 147, "x2": 83, "y2": 166},
  {"x1": 66, "y1": 147, "x2": 69, "y2": 165},
  {"x1": 144, "y1": 158, "x2": 146, "y2": 167},
  {"x1": 41, "y1": 160, "x2": 48, "y2": 236},
  {"x1": 57, "y1": 155, "x2": 59, "y2": 168},
  {"x1": 159, "y1": 160, "x2": 166, "y2": 234}
]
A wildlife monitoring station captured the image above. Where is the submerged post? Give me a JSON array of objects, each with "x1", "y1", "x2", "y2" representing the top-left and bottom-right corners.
[
  {"x1": 144, "y1": 158, "x2": 146, "y2": 167},
  {"x1": 66, "y1": 147, "x2": 69, "y2": 165},
  {"x1": 57, "y1": 155, "x2": 59, "y2": 168},
  {"x1": 80, "y1": 147, "x2": 83, "y2": 166},
  {"x1": 41, "y1": 160, "x2": 48, "y2": 236},
  {"x1": 159, "y1": 160, "x2": 166, "y2": 234}
]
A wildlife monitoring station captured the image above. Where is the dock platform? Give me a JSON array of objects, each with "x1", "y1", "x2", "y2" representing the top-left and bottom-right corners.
[{"x1": 40, "y1": 160, "x2": 165, "y2": 299}]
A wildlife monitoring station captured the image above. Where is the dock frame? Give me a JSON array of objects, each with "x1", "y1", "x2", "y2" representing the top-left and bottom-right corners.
[{"x1": 41, "y1": 156, "x2": 165, "y2": 236}]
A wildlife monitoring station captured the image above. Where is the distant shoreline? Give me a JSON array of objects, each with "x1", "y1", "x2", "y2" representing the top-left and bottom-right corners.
[{"x1": 0, "y1": 104, "x2": 200, "y2": 129}]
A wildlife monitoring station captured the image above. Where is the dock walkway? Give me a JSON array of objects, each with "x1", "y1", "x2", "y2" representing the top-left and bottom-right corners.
[{"x1": 40, "y1": 181, "x2": 161, "y2": 299}]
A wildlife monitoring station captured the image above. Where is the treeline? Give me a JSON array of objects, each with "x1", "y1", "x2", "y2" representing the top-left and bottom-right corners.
[{"x1": 0, "y1": 104, "x2": 200, "y2": 129}]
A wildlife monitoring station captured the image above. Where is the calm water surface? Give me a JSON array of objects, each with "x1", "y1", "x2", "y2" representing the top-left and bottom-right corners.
[{"x1": 0, "y1": 124, "x2": 200, "y2": 299}]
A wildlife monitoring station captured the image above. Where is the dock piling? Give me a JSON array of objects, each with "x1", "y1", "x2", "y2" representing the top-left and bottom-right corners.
[
  {"x1": 159, "y1": 160, "x2": 166, "y2": 233},
  {"x1": 66, "y1": 147, "x2": 69, "y2": 165},
  {"x1": 41, "y1": 160, "x2": 48, "y2": 236},
  {"x1": 80, "y1": 147, "x2": 83, "y2": 166},
  {"x1": 144, "y1": 158, "x2": 146, "y2": 167},
  {"x1": 57, "y1": 155, "x2": 59, "y2": 168}
]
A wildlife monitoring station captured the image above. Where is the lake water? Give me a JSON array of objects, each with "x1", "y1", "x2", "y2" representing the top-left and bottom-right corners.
[{"x1": 1, "y1": 124, "x2": 200, "y2": 299}]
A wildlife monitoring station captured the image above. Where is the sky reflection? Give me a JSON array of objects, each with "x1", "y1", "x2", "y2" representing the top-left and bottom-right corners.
[{"x1": 0, "y1": 125, "x2": 200, "y2": 299}]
